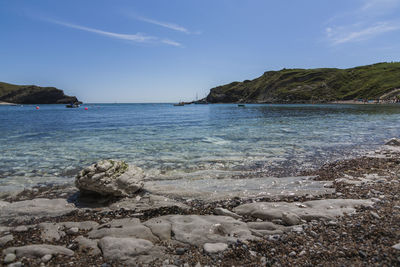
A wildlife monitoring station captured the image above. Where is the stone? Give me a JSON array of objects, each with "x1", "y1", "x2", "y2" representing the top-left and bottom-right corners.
[
  {"x1": 234, "y1": 199, "x2": 373, "y2": 222},
  {"x1": 392, "y1": 243, "x2": 400, "y2": 250},
  {"x1": 3, "y1": 244, "x2": 74, "y2": 258},
  {"x1": 61, "y1": 221, "x2": 99, "y2": 231},
  {"x1": 385, "y1": 138, "x2": 400, "y2": 146},
  {"x1": 0, "y1": 198, "x2": 76, "y2": 224},
  {"x1": 176, "y1": 247, "x2": 186, "y2": 255},
  {"x1": 203, "y1": 243, "x2": 228, "y2": 253},
  {"x1": 0, "y1": 234, "x2": 14, "y2": 247},
  {"x1": 214, "y1": 208, "x2": 242, "y2": 219},
  {"x1": 289, "y1": 251, "x2": 296, "y2": 257},
  {"x1": 4, "y1": 253, "x2": 16, "y2": 263},
  {"x1": 39, "y1": 223, "x2": 65, "y2": 242},
  {"x1": 67, "y1": 227, "x2": 79, "y2": 234},
  {"x1": 88, "y1": 218, "x2": 158, "y2": 242},
  {"x1": 282, "y1": 212, "x2": 302, "y2": 226},
  {"x1": 370, "y1": 211, "x2": 380, "y2": 219},
  {"x1": 7, "y1": 262, "x2": 22, "y2": 267},
  {"x1": 75, "y1": 160, "x2": 144, "y2": 197},
  {"x1": 13, "y1": 226, "x2": 28, "y2": 232},
  {"x1": 41, "y1": 254, "x2": 52, "y2": 262},
  {"x1": 73, "y1": 236, "x2": 101, "y2": 255},
  {"x1": 144, "y1": 215, "x2": 257, "y2": 246}
]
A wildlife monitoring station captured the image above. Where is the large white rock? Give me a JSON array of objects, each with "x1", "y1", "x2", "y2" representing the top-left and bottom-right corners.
[
  {"x1": 0, "y1": 198, "x2": 76, "y2": 224},
  {"x1": 234, "y1": 199, "x2": 373, "y2": 222},
  {"x1": 144, "y1": 215, "x2": 257, "y2": 246},
  {"x1": 75, "y1": 160, "x2": 144, "y2": 197},
  {"x1": 3, "y1": 244, "x2": 74, "y2": 258}
]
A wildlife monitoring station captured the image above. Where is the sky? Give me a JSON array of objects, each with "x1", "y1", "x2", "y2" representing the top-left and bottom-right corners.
[{"x1": 1, "y1": 0, "x2": 400, "y2": 103}]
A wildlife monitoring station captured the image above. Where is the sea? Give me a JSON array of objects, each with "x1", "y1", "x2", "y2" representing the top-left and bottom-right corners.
[{"x1": 1, "y1": 103, "x2": 400, "y2": 193}]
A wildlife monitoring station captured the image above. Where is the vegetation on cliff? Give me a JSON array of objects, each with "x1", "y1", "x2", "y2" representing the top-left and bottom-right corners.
[
  {"x1": 206, "y1": 62, "x2": 400, "y2": 103},
  {"x1": 0, "y1": 82, "x2": 80, "y2": 104}
]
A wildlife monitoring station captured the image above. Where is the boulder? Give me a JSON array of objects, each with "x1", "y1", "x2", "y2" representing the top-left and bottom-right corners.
[{"x1": 75, "y1": 160, "x2": 144, "y2": 197}]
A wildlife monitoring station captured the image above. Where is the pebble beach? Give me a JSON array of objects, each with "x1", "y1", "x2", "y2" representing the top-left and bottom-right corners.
[{"x1": 1, "y1": 139, "x2": 399, "y2": 266}]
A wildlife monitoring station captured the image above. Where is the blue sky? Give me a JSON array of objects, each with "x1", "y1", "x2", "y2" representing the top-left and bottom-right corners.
[{"x1": 1, "y1": 0, "x2": 400, "y2": 103}]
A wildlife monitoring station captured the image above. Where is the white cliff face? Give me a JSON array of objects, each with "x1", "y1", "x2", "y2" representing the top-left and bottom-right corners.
[{"x1": 75, "y1": 160, "x2": 144, "y2": 197}]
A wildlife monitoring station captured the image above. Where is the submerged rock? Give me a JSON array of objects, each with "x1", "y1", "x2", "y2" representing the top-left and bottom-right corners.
[
  {"x1": 385, "y1": 138, "x2": 400, "y2": 146},
  {"x1": 75, "y1": 160, "x2": 144, "y2": 197}
]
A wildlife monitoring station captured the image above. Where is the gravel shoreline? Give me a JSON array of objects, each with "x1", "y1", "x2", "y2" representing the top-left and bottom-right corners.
[{"x1": 1, "y1": 143, "x2": 400, "y2": 266}]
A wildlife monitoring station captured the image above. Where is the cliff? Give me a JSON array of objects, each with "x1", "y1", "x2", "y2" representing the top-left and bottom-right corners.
[
  {"x1": 206, "y1": 62, "x2": 400, "y2": 103},
  {"x1": 0, "y1": 82, "x2": 81, "y2": 104}
]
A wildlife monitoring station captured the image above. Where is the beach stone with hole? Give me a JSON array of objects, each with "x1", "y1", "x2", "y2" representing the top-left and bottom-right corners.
[{"x1": 75, "y1": 160, "x2": 144, "y2": 197}]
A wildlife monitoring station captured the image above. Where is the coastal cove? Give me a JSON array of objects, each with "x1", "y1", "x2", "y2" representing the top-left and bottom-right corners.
[{"x1": 1, "y1": 103, "x2": 400, "y2": 193}]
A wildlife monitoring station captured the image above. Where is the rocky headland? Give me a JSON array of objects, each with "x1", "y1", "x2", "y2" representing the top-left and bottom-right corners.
[
  {"x1": 204, "y1": 62, "x2": 400, "y2": 104},
  {"x1": 1, "y1": 140, "x2": 400, "y2": 266},
  {"x1": 0, "y1": 82, "x2": 81, "y2": 105}
]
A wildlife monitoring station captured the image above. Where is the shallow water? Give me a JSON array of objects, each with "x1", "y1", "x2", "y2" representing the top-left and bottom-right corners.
[{"x1": 1, "y1": 103, "x2": 400, "y2": 192}]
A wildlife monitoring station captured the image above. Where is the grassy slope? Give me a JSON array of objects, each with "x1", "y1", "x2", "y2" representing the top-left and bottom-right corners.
[{"x1": 206, "y1": 62, "x2": 400, "y2": 103}]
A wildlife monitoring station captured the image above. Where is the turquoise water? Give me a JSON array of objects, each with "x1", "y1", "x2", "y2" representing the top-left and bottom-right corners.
[{"x1": 1, "y1": 103, "x2": 400, "y2": 191}]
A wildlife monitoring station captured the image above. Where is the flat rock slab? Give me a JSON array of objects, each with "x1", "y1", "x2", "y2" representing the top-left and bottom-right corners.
[
  {"x1": 0, "y1": 198, "x2": 76, "y2": 224},
  {"x1": 3, "y1": 244, "x2": 74, "y2": 258},
  {"x1": 109, "y1": 194, "x2": 189, "y2": 212},
  {"x1": 234, "y1": 199, "x2": 373, "y2": 222},
  {"x1": 145, "y1": 176, "x2": 334, "y2": 201},
  {"x1": 144, "y1": 215, "x2": 257, "y2": 246},
  {"x1": 98, "y1": 237, "x2": 164, "y2": 264},
  {"x1": 88, "y1": 218, "x2": 158, "y2": 242}
]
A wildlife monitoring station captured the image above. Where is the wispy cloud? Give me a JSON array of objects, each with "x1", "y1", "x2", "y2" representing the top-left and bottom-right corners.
[
  {"x1": 136, "y1": 16, "x2": 191, "y2": 34},
  {"x1": 324, "y1": 0, "x2": 400, "y2": 45},
  {"x1": 361, "y1": 0, "x2": 400, "y2": 13},
  {"x1": 45, "y1": 19, "x2": 182, "y2": 47},
  {"x1": 326, "y1": 21, "x2": 400, "y2": 45},
  {"x1": 161, "y1": 39, "x2": 183, "y2": 47}
]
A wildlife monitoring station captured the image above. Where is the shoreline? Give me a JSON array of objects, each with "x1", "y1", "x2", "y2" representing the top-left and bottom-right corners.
[
  {"x1": 0, "y1": 101, "x2": 17, "y2": 106},
  {"x1": 1, "y1": 141, "x2": 400, "y2": 266}
]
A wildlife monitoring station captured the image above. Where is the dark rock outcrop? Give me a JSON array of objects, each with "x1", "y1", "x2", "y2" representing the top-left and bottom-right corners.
[{"x1": 0, "y1": 82, "x2": 81, "y2": 104}]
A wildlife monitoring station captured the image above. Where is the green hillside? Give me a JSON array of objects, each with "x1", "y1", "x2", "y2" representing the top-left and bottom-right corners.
[
  {"x1": 206, "y1": 62, "x2": 400, "y2": 103},
  {"x1": 0, "y1": 82, "x2": 80, "y2": 104}
]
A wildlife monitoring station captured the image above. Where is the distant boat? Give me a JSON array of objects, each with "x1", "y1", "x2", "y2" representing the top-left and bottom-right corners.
[
  {"x1": 238, "y1": 104, "x2": 245, "y2": 107},
  {"x1": 173, "y1": 102, "x2": 185, "y2": 106},
  {"x1": 66, "y1": 103, "x2": 80, "y2": 108}
]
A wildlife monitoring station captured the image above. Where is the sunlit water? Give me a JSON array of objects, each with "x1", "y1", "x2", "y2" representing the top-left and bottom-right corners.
[{"x1": 1, "y1": 103, "x2": 400, "y2": 192}]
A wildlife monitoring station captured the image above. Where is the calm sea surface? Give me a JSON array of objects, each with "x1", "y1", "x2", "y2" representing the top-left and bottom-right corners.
[{"x1": 1, "y1": 103, "x2": 400, "y2": 192}]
